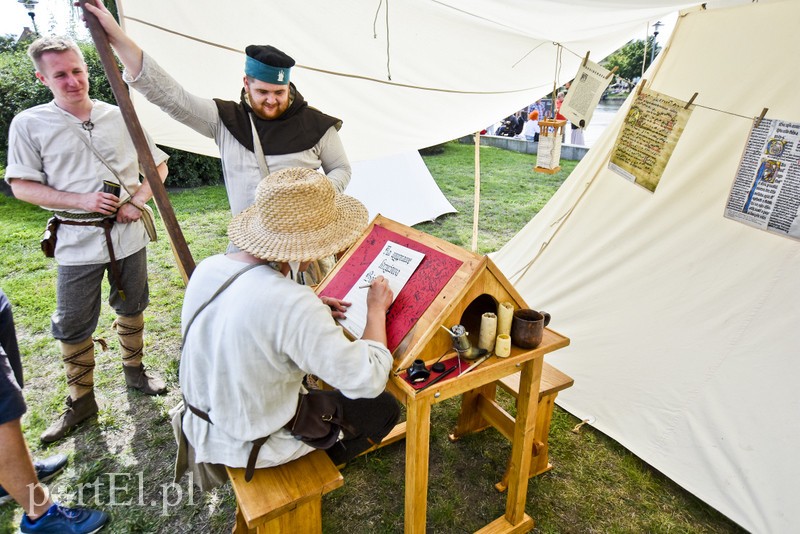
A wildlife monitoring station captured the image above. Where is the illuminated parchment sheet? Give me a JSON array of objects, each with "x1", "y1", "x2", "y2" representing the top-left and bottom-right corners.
[
  {"x1": 724, "y1": 117, "x2": 800, "y2": 240},
  {"x1": 561, "y1": 59, "x2": 613, "y2": 128},
  {"x1": 608, "y1": 88, "x2": 693, "y2": 192},
  {"x1": 338, "y1": 241, "x2": 425, "y2": 339}
]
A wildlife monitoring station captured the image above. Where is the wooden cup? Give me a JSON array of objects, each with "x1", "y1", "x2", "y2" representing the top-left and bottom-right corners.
[{"x1": 510, "y1": 309, "x2": 551, "y2": 349}]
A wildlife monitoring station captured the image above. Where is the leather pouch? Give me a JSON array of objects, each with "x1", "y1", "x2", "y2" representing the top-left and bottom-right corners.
[{"x1": 40, "y1": 216, "x2": 60, "y2": 258}]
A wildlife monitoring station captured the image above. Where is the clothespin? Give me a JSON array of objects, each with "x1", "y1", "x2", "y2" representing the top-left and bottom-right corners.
[
  {"x1": 755, "y1": 108, "x2": 768, "y2": 128},
  {"x1": 684, "y1": 92, "x2": 698, "y2": 109},
  {"x1": 636, "y1": 79, "x2": 647, "y2": 96},
  {"x1": 605, "y1": 65, "x2": 618, "y2": 79},
  {"x1": 582, "y1": 51, "x2": 590, "y2": 67}
]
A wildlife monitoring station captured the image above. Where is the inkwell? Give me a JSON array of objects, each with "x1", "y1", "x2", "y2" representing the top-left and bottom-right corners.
[{"x1": 445, "y1": 324, "x2": 488, "y2": 361}]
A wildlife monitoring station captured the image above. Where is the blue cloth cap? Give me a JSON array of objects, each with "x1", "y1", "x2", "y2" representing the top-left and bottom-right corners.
[{"x1": 245, "y1": 45, "x2": 294, "y2": 85}]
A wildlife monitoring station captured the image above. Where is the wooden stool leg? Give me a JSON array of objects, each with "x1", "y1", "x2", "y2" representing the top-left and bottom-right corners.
[
  {"x1": 530, "y1": 394, "x2": 557, "y2": 477},
  {"x1": 260, "y1": 499, "x2": 323, "y2": 534},
  {"x1": 233, "y1": 503, "x2": 254, "y2": 534}
]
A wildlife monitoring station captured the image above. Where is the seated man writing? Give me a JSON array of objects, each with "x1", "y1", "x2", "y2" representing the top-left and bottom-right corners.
[{"x1": 179, "y1": 167, "x2": 399, "y2": 481}]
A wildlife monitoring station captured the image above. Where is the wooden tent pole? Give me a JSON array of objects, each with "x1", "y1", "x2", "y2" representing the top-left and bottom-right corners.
[
  {"x1": 79, "y1": 0, "x2": 195, "y2": 283},
  {"x1": 471, "y1": 132, "x2": 480, "y2": 252}
]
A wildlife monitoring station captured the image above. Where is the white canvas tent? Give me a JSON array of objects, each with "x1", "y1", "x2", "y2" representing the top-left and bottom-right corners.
[
  {"x1": 114, "y1": 1, "x2": 798, "y2": 531},
  {"x1": 494, "y1": 2, "x2": 800, "y2": 532},
  {"x1": 349, "y1": 152, "x2": 456, "y2": 227},
  {"x1": 116, "y1": 0, "x2": 701, "y2": 222},
  {"x1": 117, "y1": 0, "x2": 697, "y2": 162}
]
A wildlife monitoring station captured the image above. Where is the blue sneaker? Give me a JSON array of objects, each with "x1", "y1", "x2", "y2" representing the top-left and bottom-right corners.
[
  {"x1": 0, "y1": 453, "x2": 68, "y2": 505},
  {"x1": 20, "y1": 503, "x2": 108, "y2": 533},
  {"x1": 34, "y1": 453, "x2": 69, "y2": 484}
]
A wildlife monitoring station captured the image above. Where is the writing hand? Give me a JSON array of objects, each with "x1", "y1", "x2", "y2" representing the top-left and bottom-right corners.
[{"x1": 366, "y1": 276, "x2": 393, "y2": 314}]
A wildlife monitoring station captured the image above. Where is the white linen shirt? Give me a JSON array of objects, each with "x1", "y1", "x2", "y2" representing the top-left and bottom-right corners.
[
  {"x1": 123, "y1": 53, "x2": 351, "y2": 217},
  {"x1": 179, "y1": 255, "x2": 393, "y2": 469},
  {"x1": 6, "y1": 101, "x2": 168, "y2": 266}
]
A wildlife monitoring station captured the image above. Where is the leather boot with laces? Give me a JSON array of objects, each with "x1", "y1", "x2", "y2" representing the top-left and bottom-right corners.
[
  {"x1": 123, "y1": 364, "x2": 167, "y2": 395},
  {"x1": 40, "y1": 392, "x2": 99, "y2": 444}
]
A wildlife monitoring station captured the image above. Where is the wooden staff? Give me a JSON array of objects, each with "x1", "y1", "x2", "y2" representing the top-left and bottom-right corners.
[{"x1": 79, "y1": 0, "x2": 195, "y2": 283}]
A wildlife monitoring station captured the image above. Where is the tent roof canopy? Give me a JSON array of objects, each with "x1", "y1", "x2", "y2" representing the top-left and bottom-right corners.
[{"x1": 119, "y1": 0, "x2": 709, "y2": 161}]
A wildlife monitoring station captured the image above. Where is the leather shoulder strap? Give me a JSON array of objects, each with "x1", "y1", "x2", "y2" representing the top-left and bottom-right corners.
[{"x1": 182, "y1": 262, "x2": 263, "y2": 340}]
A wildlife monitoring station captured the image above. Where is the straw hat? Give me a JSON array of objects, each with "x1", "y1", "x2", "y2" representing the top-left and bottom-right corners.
[{"x1": 228, "y1": 167, "x2": 369, "y2": 262}]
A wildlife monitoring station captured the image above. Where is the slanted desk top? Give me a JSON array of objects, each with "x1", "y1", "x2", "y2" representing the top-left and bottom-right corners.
[{"x1": 317, "y1": 215, "x2": 545, "y2": 374}]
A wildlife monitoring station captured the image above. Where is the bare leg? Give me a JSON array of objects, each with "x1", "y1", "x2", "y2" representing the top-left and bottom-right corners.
[{"x1": 0, "y1": 418, "x2": 53, "y2": 519}]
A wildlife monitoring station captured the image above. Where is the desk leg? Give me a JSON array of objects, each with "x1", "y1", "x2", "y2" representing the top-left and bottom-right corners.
[
  {"x1": 404, "y1": 396, "x2": 432, "y2": 534},
  {"x1": 504, "y1": 358, "x2": 543, "y2": 527}
]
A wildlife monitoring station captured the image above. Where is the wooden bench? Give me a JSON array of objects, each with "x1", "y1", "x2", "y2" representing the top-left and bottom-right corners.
[
  {"x1": 226, "y1": 449, "x2": 343, "y2": 533},
  {"x1": 494, "y1": 361, "x2": 574, "y2": 491}
]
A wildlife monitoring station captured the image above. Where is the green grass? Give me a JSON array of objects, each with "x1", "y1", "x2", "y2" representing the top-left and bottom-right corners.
[
  {"x1": 418, "y1": 143, "x2": 576, "y2": 254},
  {"x1": 0, "y1": 142, "x2": 745, "y2": 533}
]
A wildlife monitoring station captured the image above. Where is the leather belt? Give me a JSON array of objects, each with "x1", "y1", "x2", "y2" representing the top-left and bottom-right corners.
[{"x1": 185, "y1": 400, "x2": 268, "y2": 483}]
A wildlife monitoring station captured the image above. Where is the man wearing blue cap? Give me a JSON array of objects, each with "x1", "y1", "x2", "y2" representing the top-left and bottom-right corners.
[{"x1": 86, "y1": 2, "x2": 351, "y2": 224}]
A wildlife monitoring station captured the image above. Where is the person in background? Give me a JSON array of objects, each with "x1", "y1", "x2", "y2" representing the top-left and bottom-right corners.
[
  {"x1": 512, "y1": 110, "x2": 526, "y2": 137},
  {"x1": 5, "y1": 36, "x2": 170, "y2": 443},
  {"x1": 555, "y1": 92, "x2": 567, "y2": 141},
  {"x1": 570, "y1": 121, "x2": 585, "y2": 145},
  {"x1": 0, "y1": 288, "x2": 109, "y2": 533},
  {"x1": 555, "y1": 92, "x2": 566, "y2": 120},
  {"x1": 523, "y1": 109, "x2": 540, "y2": 142},
  {"x1": 496, "y1": 114, "x2": 519, "y2": 137}
]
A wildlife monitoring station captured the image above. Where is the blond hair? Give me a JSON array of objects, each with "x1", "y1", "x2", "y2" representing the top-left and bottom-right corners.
[{"x1": 27, "y1": 36, "x2": 85, "y2": 73}]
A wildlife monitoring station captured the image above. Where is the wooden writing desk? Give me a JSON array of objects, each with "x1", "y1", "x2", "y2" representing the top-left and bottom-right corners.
[{"x1": 316, "y1": 216, "x2": 570, "y2": 532}]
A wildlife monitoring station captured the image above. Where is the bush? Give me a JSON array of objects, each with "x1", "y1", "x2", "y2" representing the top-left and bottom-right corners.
[
  {"x1": 0, "y1": 36, "x2": 52, "y2": 159},
  {"x1": 0, "y1": 35, "x2": 221, "y2": 188},
  {"x1": 159, "y1": 146, "x2": 222, "y2": 187}
]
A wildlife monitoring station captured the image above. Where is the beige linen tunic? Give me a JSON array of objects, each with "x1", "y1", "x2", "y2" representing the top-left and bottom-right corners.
[{"x1": 6, "y1": 101, "x2": 168, "y2": 265}]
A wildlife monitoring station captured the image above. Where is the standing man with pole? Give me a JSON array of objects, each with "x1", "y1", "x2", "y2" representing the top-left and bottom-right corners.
[{"x1": 85, "y1": 1, "x2": 351, "y2": 283}]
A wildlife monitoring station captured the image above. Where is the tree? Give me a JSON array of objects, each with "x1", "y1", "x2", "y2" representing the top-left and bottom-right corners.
[
  {"x1": 0, "y1": 35, "x2": 20, "y2": 54},
  {"x1": 603, "y1": 36, "x2": 661, "y2": 82}
]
